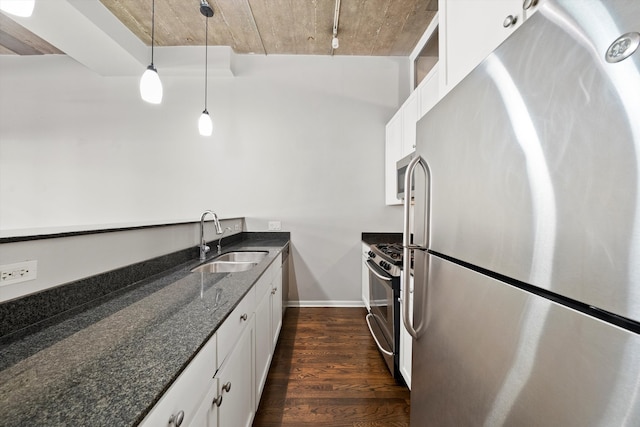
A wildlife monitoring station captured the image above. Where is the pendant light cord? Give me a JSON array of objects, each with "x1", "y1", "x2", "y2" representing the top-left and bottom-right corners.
[
  {"x1": 204, "y1": 17, "x2": 208, "y2": 111},
  {"x1": 151, "y1": 0, "x2": 155, "y2": 66}
]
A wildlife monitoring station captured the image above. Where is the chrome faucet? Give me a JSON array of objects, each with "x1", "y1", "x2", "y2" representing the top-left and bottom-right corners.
[
  {"x1": 200, "y1": 210, "x2": 223, "y2": 261},
  {"x1": 217, "y1": 227, "x2": 232, "y2": 254}
]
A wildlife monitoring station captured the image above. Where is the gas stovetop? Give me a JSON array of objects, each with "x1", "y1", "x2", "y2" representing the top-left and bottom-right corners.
[
  {"x1": 368, "y1": 243, "x2": 408, "y2": 277},
  {"x1": 371, "y1": 243, "x2": 403, "y2": 263}
]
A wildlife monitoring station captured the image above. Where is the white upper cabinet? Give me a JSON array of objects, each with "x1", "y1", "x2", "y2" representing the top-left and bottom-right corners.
[
  {"x1": 439, "y1": 0, "x2": 540, "y2": 96},
  {"x1": 384, "y1": 90, "x2": 422, "y2": 206},
  {"x1": 385, "y1": 109, "x2": 404, "y2": 206},
  {"x1": 385, "y1": 0, "x2": 541, "y2": 205},
  {"x1": 402, "y1": 90, "x2": 419, "y2": 156},
  {"x1": 417, "y1": 64, "x2": 440, "y2": 119}
]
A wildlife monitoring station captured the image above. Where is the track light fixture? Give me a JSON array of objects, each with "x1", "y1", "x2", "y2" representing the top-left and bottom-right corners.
[
  {"x1": 198, "y1": 0, "x2": 214, "y2": 137},
  {"x1": 140, "y1": 0, "x2": 163, "y2": 104},
  {"x1": 332, "y1": 0, "x2": 341, "y2": 51}
]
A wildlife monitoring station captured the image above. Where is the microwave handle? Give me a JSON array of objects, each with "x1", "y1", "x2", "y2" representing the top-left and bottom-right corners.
[{"x1": 402, "y1": 155, "x2": 431, "y2": 340}]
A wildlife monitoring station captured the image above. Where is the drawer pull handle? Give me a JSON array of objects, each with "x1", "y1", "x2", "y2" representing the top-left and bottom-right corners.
[
  {"x1": 212, "y1": 394, "x2": 223, "y2": 407},
  {"x1": 240, "y1": 313, "x2": 248, "y2": 321},
  {"x1": 222, "y1": 381, "x2": 232, "y2": 393},
  {"x1": 503, "y1": 14, "x2": 518, "y2": 28},
  {"x1": 169, "y1": 410, "x2": 184, "y2": 426}
]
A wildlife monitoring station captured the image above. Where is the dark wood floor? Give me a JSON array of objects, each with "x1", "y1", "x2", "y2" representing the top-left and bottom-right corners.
[{"x1": 253, "y1": 307, "x2": 410, "y2": 427}]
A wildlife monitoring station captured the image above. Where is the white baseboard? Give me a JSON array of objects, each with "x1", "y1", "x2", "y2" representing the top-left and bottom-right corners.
[{"x1": 286, "y1": 300, "x2": 365, "y2": 308}]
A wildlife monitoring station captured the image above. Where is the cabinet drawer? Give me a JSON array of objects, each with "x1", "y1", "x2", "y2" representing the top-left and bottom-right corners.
[
  {"x1": 217, "y1": 287, "x2": 255, "y2": 368},
  {"x1": 139, "y1": 334, "x2": 217, "y2": 427}
]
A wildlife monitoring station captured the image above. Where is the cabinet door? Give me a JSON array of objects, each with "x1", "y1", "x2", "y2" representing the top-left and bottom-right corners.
[
  {"x1": 271, "y1": 268, "x2": 283, "y2": 351},
  {"x1": 523, "y1": 0, "x2": 540, "y2": 19},
  {"x1": 255, "y1": 290, "x2": 272, "y2": 402},
  {"x1": 417, "y1": 64, "x2": 440, "y2": 119},
  {"x1": 217, "y1": 288, "x2": 255, "y2": 368},
  {"x1": 189, "y1": 378, "x2": 219, "y2": 427},
  {"x1": 440, "y1": 0, "x2": 523, "y2": 93},
  {"x1": 402, "y1": 91, "x2": 419, "y2": 156},
  {"x1": 400, "y1": 275, "x2": 414, "y2": 389},
  {"x1": 385, "y1": 110, "x2": 403, "y2": 206},
  {"x1": 217, "y1": 315, "x2": 256, "y2": 427},
  {"x1": 139, "y1": 335, "x2": 217, "y2": 427}
]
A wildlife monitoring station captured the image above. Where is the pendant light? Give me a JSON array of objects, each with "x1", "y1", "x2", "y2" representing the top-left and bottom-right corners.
[
  {"x1": 198, "y1": 0, "x2": 214, "y2": 137},
  {"x1": 0, "y1": 0, "x2": 35, "y2": 17},
  {"x1": 140, "y1": 0, "x2": 163, "y2": 104},
  {"x1": 331, "y1": 0, "x2": 341, "y2": 51}
]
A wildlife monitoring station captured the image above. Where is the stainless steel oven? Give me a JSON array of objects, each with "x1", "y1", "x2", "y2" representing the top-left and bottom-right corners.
[{"x1": 365, "y1": 244, "x2": 403, "y2": 382}]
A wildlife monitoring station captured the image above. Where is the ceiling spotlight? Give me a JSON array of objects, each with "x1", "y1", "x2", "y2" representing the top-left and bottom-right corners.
[{"x1": 0, "y1": 0, "x2": 35, "y2": 17}]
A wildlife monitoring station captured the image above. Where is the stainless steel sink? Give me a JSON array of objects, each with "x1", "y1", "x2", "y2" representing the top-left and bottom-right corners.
[
  {"x1": 215, "y1": 251, "x2": 268, "y2": 263},
  {"x1": 191, "y1": 261, "x2": 257, "y2": 273}
]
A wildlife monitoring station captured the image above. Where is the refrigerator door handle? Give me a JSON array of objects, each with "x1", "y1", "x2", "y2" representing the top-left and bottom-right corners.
[
  {"x1": 402, "y1": 155, "x2": 431, "y2": 339},
  {"x1": 405, "y1": 244, "x2": 428, "y2": 251}
]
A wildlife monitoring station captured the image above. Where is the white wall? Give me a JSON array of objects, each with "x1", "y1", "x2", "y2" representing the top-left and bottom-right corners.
[
  {"x1": 0, "y1": 218, "x2": 244, "y2": 302},
  {"x1": 0, "y1": 53, "x2": 407, "y2": 305}
]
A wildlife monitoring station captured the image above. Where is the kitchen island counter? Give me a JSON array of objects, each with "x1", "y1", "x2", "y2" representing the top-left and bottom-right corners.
[{"x1": 0, "y1": 233, "x2": 289, "y2": 426}]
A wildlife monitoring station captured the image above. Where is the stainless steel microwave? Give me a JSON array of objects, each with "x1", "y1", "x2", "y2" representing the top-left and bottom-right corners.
[{"x1": 396, "y1": 153, "x2": 415, "y2": 199}]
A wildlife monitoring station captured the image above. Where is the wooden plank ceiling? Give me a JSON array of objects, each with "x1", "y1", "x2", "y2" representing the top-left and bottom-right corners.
[
  {"x1": 0, "y1": 13, "x2": 62, "y2": 55},
  {"x1": 1, "y1": 0, "x2": 437, "y2": 56}
]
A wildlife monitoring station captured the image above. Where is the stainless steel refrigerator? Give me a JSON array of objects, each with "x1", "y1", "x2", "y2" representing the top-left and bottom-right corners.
[{"x1": 402, "y1": 1, "x2": 640, "y2": 425}]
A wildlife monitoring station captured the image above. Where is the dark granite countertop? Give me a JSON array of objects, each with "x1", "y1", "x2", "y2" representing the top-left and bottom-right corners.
[{"x1": 0, "y1": 234, "x2": 289, "y2": 426}]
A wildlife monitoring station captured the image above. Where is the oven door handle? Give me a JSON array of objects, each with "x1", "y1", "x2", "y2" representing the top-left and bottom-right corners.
[
  {"x1": 365, "y1": 314, "x2": 394, "y2": 356},
  {"x1": 365, "y1": 260, "x2": 392, "y2": 281}
]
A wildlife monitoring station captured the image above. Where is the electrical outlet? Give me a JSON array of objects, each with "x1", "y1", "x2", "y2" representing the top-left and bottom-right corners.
[
  {"x1": 0, "y1": 260, "x2": 37, "y2": 286},
  {"x1": 268, "y1": 221, "x2": 282, "y2": 231},
  {"x1": 234, "y1": 223, "x2": 240, "y2": 231}
]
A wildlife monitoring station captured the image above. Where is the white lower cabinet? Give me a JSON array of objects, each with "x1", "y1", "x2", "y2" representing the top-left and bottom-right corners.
[
  {"x1": 399, "y1": 275, "x2": 414, "y2": 389},
  {"x1": 140, "y1": 253, "x2": 286, "y2": 427},
  {"x1": 255, "y1": 255, "x2": 283, "y2": 406},
  {"x1": 270, "y1": 267, "x2": 283, "y2": 351},
  {"x1": 361, "y1": 243, "x2": 370, "y2": 310},
  {"x1": 189, "y1": 378, "x2": 219, "y2": 427},
  {"x1": 138, "y1": 335, "x2": 217, "y2": 427},
  {"x1": 216, "y1": 314, "x2": 256, "y2": 427},
  {"x1": 255, "y1": 283, "x2": 272, "y2": 399}
]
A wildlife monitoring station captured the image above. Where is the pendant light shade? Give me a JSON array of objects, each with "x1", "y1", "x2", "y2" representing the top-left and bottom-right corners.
[
  {"x1": 199, "y1": 1, "x2": 214, "y2": 136},
  {"x1": 199, "y1": 110, "x2": 213, "y2": 136},
  {"x1": 0, "y1": 0, "x2": 35, "y2": 17},
  {"x1": 140, "y1": 65, "x2": 163, "y2": 104},
  {"x1": 140, "y1": 0, "x2": 162, "y2": 104}
]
